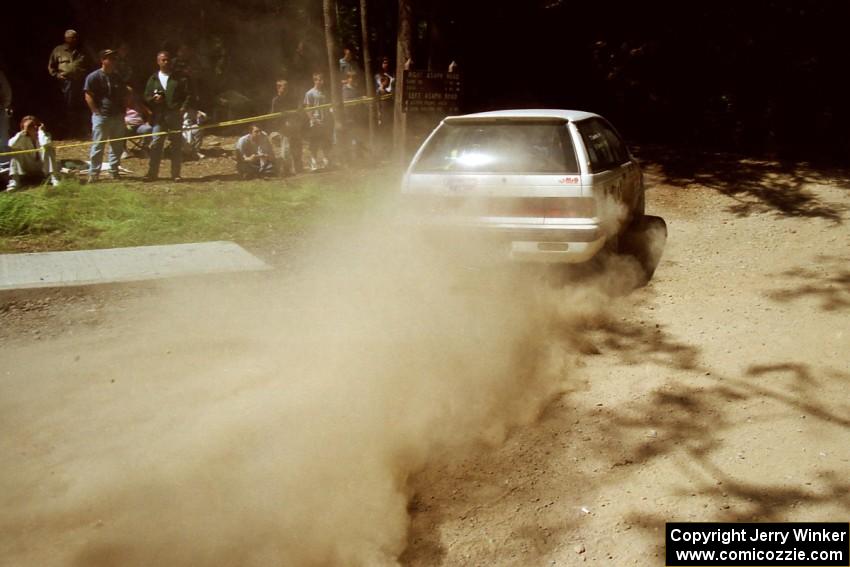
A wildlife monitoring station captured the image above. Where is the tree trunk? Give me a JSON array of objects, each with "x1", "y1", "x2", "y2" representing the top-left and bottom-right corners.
[
  {"x1": 360, "y1": 0, "x2": 376, "y2": 151},
  {"x1": 323, "y1": 0, "x2": 344, "y2": 162},
  {"x1": 393, "y1": 0, "x2": 414, "y2": 163}
]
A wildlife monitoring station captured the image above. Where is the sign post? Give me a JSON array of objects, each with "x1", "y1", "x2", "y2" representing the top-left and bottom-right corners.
[{"x1": 401, "y1": 70, "x2": 462, "y2": 160}]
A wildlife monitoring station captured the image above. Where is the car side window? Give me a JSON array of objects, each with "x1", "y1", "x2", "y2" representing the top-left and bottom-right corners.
[
  {"x1": 576, "y1": 118, "x2": 629, "y2": 173},
  {"x1": 599, "y1": 121, "x2": 630, "y2": 166}
]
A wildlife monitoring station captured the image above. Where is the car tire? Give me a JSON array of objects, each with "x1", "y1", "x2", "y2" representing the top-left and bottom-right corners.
[{"x1": 620, "y1": 214, "x2": 667, "y2": 284}]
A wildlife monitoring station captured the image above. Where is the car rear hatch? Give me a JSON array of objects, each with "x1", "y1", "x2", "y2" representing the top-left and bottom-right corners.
[{"x1": 404, "y1": 117, "x2": 598, "y2": 231}]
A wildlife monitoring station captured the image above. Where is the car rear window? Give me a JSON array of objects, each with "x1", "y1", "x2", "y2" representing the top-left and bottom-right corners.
[{"x1": 412, "y1": 120, "x2": 579, "y2": 174}]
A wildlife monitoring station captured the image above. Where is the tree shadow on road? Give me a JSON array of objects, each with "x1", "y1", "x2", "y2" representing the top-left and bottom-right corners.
[
  {"x1": 635, "y1": 145, "x2": 849, "y2": 223},
  {"x1": 591, "y1": 327, "x2": 850, "y2": 555},
  {"x1": 402, "y1": 291, "x2": 850, "y2": 564},
  {"x1": 765, "y1": 255, "x2": 850, "y2": 312}
]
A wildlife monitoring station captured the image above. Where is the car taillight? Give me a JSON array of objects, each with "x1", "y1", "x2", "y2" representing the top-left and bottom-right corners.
[
  {"x1": 488, "y1": 197, "x2": 595, "y2": 218},
  {"x1": 542, "y1": 197, "x2": 596, "y2": 218}
]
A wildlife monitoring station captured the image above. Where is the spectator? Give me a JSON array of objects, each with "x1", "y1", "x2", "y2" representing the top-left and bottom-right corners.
[
  {"x1": 123, "y1": 92, "x2": 153, "y2": 158},
  {"x1": 115, "y1": 42, "x2": 136, "y2": 88},
  {"x1": 47, "y1": 29, "x2": 92, "y2": 138},
  {"x1": 174, "y1": 44, "x2": 207, "y2": 160},
  {"x1": 289, "y1": 40, "x2": 312, "y2": 98},
  {"x1": 5, "y1": 116, "x2": 60, "y2": 191},
  {"x1": 376, "y1": 72, "x2": 394, "y2": 156},
  {"x1": 304, "y1": 72, "x2": 332, "y2": 171},
  {"x1": 174, "y1": 44, "x2": 203, "y2": 79},
  {"x1": 182, "y1": 109, "x2": 207, "y2": 160},
  {"x1": 143, "y1": 51, "x2": 191, "y2": 182},
  {"x1": 174, "y1": 43, "x2": 205, "y2": 109},
  {"x1": 339, "y1": 46, "x2": 361, "y2": 80},
  {"x1": 235, "y1": 124, "x2": 275, "y2": 179},
  {"x1": 342, "y1": 73, "x2": 368, "y2": 162},
  {"x1": 270, "y1": 79, "x2": 303, "y2": 175},
  {"x1": 374, "y1": 56, "x2": 395, "y2": 93},
  {"x1": 0, "y1": 69, "x2": 11, "y2": 169},
  {"x1": 83, "y1": 49, "x2": 131, "y2": 182}
]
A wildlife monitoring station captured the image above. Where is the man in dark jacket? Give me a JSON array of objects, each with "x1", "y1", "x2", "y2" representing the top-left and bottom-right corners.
[
  {"x1": 143, "y1": 51, "x2": 191, "y2": 181},
  {"x1": 270, "y1": 79, "x2": 304, "y2": 175},
  {"x1": 47, "y1": 29, "x2": 93, "y2": 138}
]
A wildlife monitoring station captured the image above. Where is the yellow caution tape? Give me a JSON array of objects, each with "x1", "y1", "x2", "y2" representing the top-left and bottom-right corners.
[{"x1": 0, "y1": 93, "x2": 393, "y2": 158}]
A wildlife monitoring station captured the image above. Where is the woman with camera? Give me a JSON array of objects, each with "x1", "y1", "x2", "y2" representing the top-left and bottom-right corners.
[{"x1": 5, "y1": 116, "x2": 60, "y2": 191}]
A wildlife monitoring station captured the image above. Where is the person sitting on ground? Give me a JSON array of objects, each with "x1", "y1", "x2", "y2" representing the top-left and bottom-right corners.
[
  {"x1": 182, "y1": 109, "x2": 207, "y2": 160},
  {"x1": 123, "y1": 92, "x2": 153, "y2": 158},
  {"x1": 235, "y1": 124, "x2": 275, "y2": 179},
  {"x1": 6, "y1": 116, "x2": 60, "y2": 191}
]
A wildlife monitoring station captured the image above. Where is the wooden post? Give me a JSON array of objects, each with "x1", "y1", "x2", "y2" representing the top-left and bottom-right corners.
[
  {"x1": 393, "y1": 0, "x2": 413, "y2": 164},
  {"x1": 323, "y1": 0, "x2": 345, "y2": 162},
  {"x1": 360, "y1": 0, "x2": 376, "y2": 153}
]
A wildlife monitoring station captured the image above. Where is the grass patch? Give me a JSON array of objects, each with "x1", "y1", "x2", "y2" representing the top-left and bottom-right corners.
[{"x1": 0, "y1": 169, "x2": 397, "y2": 253}]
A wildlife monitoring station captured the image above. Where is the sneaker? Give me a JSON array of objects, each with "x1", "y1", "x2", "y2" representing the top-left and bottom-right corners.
[
  {"x1": 109, "y1": 171, "x2": 120, "y2": 180},
  {"x1": 86, "y1": 175, "x2": 98, "y2": 184},
  {"x1": 5, "y1": 178, "x2": 18, "y2": 192},
  {"x1": 49, "y1": 175, "x2": 61, "y2": 187},
  {"x1": 142, "y1": 174, "x2": 157, "y2": 182},
  {"x1": 171, "y1": 176, "x2": 183, "y2": 183}
]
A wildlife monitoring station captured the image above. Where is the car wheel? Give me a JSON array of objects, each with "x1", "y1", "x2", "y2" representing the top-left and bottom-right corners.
[{"x1": 620, "y1": 214, "x2": 667, "y2": 284}]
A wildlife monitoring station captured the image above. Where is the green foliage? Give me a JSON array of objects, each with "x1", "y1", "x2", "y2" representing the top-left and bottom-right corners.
[{"x1": 0, "y1": 171, "x2": 392, "y2": 253}]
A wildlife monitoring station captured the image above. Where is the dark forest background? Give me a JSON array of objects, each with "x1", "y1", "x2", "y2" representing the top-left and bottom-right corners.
[{"x1": 3, "y1": 0, "x2": 849, "y2": 160}]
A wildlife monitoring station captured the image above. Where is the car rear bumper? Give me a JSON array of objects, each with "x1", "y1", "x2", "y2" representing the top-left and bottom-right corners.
[{"x1": 413, "y1": 218, "x2": 608, "y2": 264}]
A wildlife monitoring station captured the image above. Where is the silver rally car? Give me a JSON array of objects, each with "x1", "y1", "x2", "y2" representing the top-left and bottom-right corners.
[{"x1": 402, "y1": 109, "x2": 645, "y2": 263}]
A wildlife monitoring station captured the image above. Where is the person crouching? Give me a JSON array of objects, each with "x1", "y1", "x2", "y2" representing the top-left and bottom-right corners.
[
  {"x1": 235, "y1": 125, "x2": 275, "y2": 179},
  {"x1": 6, "y1": 116, "x2": 60, "y2": 191}
]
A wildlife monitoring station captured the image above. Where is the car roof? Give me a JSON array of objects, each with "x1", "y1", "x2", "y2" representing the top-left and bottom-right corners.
[{"x1": 444, "y1": 109, "x2": 601, "y2": 123}]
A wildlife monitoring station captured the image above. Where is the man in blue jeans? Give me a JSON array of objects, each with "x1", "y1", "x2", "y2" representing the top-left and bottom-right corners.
[{"x1": 83, "y1": 49, "x2": 129, "y2": 182}]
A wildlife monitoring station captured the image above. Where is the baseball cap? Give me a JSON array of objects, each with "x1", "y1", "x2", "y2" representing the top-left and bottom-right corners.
[
  {"x1": 100, "y1": 49, "x2": 118, "y2": 60},
  {"x1": 65, "y1": 29, "x2": 78, "y2": 37}
]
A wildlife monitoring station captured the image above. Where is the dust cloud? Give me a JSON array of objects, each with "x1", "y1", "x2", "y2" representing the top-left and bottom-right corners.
[{"x1": 0, "y1": 197, "x2": 653, "y2": 566}]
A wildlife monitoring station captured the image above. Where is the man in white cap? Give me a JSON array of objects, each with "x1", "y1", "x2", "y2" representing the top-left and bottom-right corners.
[{"x1": 47, "y1": 29, "x2": 92, "y2": 138}]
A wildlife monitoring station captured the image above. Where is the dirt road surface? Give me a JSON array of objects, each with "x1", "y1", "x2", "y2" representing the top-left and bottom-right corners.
[
  {"x1": 1, "y1": 149, "x2": 848, "y2": 565},
  {"x1": 402, "y1": 150, "x2": 850, "y2": 565}
]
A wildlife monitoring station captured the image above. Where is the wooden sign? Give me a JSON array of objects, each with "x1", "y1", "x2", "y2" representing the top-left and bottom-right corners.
[{"x1": 402, "y1": 71, "x2": 461, "y2": 114}]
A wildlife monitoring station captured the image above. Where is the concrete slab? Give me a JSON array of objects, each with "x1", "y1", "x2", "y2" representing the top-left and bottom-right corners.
[{"x1": 0, "y1": 241, "x2": 271, "y2": 290}]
